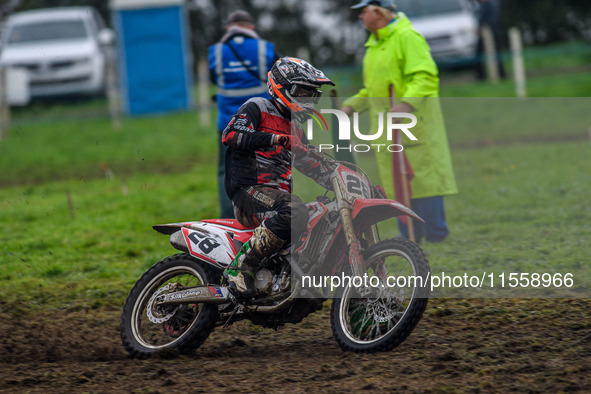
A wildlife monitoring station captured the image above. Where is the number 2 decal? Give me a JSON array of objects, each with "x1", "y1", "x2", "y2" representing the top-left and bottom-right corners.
[
  {"x1": 346, "y1": 175, "x2": 362, "y2": 195},
  {"x1": 345, "y1": 174, "x2": 369, "y2": 197},
  {"x1": 188, "y1": 232, "x2": 220, "y2": 254}
]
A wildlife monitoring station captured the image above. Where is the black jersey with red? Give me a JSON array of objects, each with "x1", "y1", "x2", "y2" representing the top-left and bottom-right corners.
[{"x1": 222, "y1": 97, "x2": 331, "y2": 200}]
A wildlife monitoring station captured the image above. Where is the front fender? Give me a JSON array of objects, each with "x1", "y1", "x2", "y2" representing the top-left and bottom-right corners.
[{"x1": 351, "y1": 198, "x2": 424, "y2": 233}]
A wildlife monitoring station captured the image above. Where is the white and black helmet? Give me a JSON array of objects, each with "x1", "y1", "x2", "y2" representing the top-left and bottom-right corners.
[{"x1": 267, "y1": 57, "x2": 335, "y2": 121}]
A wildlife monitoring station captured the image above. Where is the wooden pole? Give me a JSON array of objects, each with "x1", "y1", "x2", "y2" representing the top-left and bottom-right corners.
[
  {"x1": 106, "y1": 55, "x2": 122, "y2": 130},
  {"x1": 197, "y1": 58, "x2": 211, "y2": 127},
  {"x1": 389, "y1": 85, "x2": 415, "y2": 242},
  {"x1": 0, "y1": 68, "x2": 10, "y2": 140},
  {"x1": 509, "y1": 27, "x2": 527, "y2": 98},
  {"x1": 482, "y1": 25, "x2": 499, "y2": 83}
]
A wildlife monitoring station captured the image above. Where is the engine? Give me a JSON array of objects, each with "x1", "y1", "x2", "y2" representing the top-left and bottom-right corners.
[{"x1": 253, "y1": 253, "x2": 291, "y2": 296}]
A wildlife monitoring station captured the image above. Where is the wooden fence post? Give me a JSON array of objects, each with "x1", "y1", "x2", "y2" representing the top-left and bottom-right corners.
[
  {"x1": 106, "y1": 55, "x2": 122, "y2": 130},
  {"x1": 509, "y1": 27, "x2": 527, "y2": 98},
  {"x1": 482, "y1": 25, "x2": 499, "y2": 83},
  {"x1": 197, "y1": 58, "x2": 211, "y2": 127},
  {"x1": 0, "y1": 68, "x2": 10, "y2": 140}
]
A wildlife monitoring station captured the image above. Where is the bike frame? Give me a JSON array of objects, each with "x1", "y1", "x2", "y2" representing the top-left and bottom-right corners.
[{"x1": 152, "y1": 158, "x2": 423, "y2": 277}]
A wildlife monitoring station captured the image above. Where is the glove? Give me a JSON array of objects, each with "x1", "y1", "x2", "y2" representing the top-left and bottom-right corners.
[{"x1": 275, "y1": 135, "x2": 307, "y2": 153}]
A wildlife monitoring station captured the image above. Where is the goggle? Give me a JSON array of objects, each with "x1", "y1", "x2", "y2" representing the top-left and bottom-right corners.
[{"x1": 289, "y1": 84, "x2": 322, "y2": 105}]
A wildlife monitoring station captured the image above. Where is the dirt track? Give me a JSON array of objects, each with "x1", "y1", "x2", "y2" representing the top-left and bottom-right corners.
[{"x1": 1, "y1": 299, "x2": 589, "y2": 393}]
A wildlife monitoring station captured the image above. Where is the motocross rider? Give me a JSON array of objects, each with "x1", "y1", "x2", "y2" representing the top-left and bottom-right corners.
[{"x1": 222, "y1": 57, "x2": 335, "y2": 297}]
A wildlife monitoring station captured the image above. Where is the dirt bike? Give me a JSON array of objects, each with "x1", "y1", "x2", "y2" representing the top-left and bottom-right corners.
[{"x1": 120, "y1": 148, "x2": 430, "y2": 357}]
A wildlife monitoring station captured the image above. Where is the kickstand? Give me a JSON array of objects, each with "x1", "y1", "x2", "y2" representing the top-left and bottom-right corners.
[{"x1": 223, "y1": 304, "x2": 240, "y2": 328}]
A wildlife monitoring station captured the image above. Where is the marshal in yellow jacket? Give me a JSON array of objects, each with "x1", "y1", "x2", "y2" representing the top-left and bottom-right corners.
[{"x1": 343, "y1": 13, "x2": 458, "y2": 200}]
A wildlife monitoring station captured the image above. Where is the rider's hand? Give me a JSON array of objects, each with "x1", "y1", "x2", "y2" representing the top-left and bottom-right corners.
[{"x1": 275, "y1": 135, "x2": 307, "y2": 153}]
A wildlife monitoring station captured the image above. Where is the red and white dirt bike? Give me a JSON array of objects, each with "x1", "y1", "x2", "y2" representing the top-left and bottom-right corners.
[{"x1": 120, "y1": 148, "x2": 430, "y2": 357}]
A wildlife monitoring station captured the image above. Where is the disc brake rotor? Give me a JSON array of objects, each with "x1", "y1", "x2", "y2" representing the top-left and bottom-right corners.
[{"x1": 146, "y1": 283, "x2": 179, "y2": 324}]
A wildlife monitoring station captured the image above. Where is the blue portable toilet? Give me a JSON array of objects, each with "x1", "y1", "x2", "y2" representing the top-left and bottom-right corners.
[{"x1": 110, "y1": 0, "x2": 193, "y2": 115}]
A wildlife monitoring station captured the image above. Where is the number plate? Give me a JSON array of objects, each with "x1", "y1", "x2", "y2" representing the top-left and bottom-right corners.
[
  {"x1": 338, "y1": 167, "x2": 371, "y2": 201},
  {"x1": 182, "y1": 227, "x2": 235, "y2": 266}
]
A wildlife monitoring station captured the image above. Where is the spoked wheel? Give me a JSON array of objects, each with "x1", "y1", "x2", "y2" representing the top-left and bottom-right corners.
[
  {"x1": 331, "y1": 238, "x2": 430, "y2": 353},
  {"x1": 120, "y1": 254, "x2": 220, "y2": 358}
]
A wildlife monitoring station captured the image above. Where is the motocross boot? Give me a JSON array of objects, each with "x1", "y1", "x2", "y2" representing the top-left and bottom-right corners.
[{"x1": 224, "y1": 222, "x2": 286, "y2": 297}]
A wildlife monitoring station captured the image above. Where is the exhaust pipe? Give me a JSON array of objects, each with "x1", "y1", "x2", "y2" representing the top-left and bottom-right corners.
[{"x1": 155, "y1": 285, "x2": 231, "y2": 305}]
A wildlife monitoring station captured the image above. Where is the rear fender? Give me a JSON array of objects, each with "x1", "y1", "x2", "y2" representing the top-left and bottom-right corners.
[
  {"x1": 153, "y1": 221, "x2": 253, "y2": 269},
  {"x1": 351, "y1": 199, "x2": 424, "y2": 233},
  {"x1": 153, "y1": 222, "x2": 185, "y2": 235}
]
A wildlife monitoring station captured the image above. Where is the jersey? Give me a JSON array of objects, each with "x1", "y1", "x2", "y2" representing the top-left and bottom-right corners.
[{"x1": 222, "y1": 97, "x2": 331, "y2": 200}]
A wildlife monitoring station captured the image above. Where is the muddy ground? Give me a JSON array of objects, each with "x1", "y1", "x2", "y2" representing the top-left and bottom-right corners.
[{"x1": 1, "y1": 298, "x2": 589, "y2": 393}]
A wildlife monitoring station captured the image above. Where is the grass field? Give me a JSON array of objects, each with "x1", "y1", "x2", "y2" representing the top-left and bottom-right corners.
[
  {"x1": 0, "y1": 41, "x2": 589, "y2": 393},
  {"x1": 1, "y1": 42, "x2": 590, "y2": 311}
]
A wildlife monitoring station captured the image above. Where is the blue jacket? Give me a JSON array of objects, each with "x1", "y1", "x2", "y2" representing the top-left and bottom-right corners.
[{"x1": 209, "y1": 29, "x2": 276, "y2": 131}]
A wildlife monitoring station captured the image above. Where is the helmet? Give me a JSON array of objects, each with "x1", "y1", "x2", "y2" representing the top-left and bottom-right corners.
[{"x1": 267, "y1": 57, "x2": 335, "y2": 121}]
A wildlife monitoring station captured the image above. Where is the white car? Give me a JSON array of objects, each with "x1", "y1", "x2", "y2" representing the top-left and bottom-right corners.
[
  {"x1": 396, "y1": 0, "x2": 478, "y2": 62},
  {"x1": 0, "y1": 7, "x2": 114, "y2": 98}
]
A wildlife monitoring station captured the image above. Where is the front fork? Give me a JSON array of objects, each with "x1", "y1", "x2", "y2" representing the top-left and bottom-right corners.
[{"x1": 332, "y1": 177, "x2": 366, "y2": 278}]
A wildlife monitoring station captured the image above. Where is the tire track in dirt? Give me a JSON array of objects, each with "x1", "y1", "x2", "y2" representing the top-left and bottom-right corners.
[{"x1": 1, "y1": 299, "x2": 589, "y2": 392}]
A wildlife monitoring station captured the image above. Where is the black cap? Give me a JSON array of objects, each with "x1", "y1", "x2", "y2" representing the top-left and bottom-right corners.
[{"x1": 226, "y1": 10, "x2": 255, "y2": 25}]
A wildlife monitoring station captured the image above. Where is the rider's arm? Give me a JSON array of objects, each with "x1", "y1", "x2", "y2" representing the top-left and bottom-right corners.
[
  {"x1": 222, "y1": 101, "x2": 275, "y2": 150},
  {"x1": 293, "y1": 130, "x2": 333, "y2": 190}
]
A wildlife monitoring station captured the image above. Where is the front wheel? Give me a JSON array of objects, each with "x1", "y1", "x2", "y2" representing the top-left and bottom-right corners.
[
  {"x1": 331, "y1": 238, "x2": 430, "y2": 353},
  {"x1": 120, "y1": 254, "x2": 220, "y2": 358}
]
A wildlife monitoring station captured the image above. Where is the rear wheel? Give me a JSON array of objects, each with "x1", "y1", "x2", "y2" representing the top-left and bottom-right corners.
[
  {"x1": 120, "y1": 254, "x2": 220, "y2": 358},
  {"x1": 331, "y1": 238, "x2": 430, "y2": 353}
]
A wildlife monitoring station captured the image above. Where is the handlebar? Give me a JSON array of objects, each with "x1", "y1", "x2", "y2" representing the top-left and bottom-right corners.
[
  {"x1": 305, "y1": 146, "x2": 339, "y2": 170},
  {"x1": 306, "y1": 145, "x2": 373, "y2": 191}
]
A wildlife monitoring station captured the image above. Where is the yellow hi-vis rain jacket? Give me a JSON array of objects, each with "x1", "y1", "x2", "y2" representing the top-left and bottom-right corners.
[{"x1": 343, "y1": 13, "x2": 458, "y2": 200}]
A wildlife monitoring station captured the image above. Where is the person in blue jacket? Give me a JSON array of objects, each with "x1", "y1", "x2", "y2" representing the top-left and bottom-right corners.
[{"x1": 209, "y1": 10, "x2": 278, "y2": 218}]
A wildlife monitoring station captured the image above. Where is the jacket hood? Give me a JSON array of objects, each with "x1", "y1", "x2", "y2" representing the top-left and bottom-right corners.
[{"x1": 221, "y1": 26, "x2": 260, "y2": 43}]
